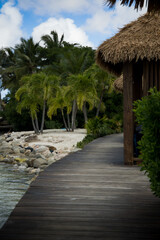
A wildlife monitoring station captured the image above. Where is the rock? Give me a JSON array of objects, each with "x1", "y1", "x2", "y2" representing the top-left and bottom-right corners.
[
  {"x1": 0, "y1": 155, "x2": 5, "y2": 162},
  {"x1": 25, "y1": 146, "x2": 34, "y2": 152},
  {"x1": 14, "y1": 157, "x2": 28, "y2": 163},
  {"x1": 40, "y1": 164, "x2": 48, "y2": 169},
  {"x1": 4, "y1": 133, "x2": 11, "y2": 138},
  {"x1": 12, "y1": 140, "x2": 20, "y2": 146},
  {"x1": 41, "y1": 149, "x2": 52, "y2": 158},
  {"x1": 1, "y1": 142, "x2": 12, "y2": 148},
  {"x1": 6, "y1": 137, "x2": 13, "y2": 142},
  {"x1": 20, "y1": 148, "x2": 25, "y2": 154},
  {"x1": 35, "y1": 153, "x2": 45, "y2": 159},
  {"x1": 28, "y1": 168, "x2": 41, "y2": 174},
  {"x1": 48, "y1": 159, "x2": 56, "y2": 165},
  {"x1": 0, "y1": 143, "x2": 13, "y2": 154},
  {"x1": 25, "y1": 135, "x2": 38, "y2": 142},
  {"x1": 25, "y1": 150, "x2": 31, "y2": 156},
  {"x1": 34, "y1": 145, "x2": 49, "y2": 153},
  {"x1": 3, "y1": 158, "x2": 14, "y2": 164},
  {"x1": 18, "y1": 165, "x2": 27, "y2": 171},
  {"x1": 21, "y1": 162, "x2": 28, "y2": 168},
  {"x1": 12, "y1": 147, "x2": 20, "y2": 154},
  {"x1": 33, "y1": 158, "x2": 48, "y2": 168},
  {"x1": 47, "y1": 146, "x2": 57, "y2": 153}
]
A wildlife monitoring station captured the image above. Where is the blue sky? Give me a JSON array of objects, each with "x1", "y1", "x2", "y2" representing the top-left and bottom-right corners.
[{"x1": 0, "y1": 0, "x2": 147, "y2": 97}]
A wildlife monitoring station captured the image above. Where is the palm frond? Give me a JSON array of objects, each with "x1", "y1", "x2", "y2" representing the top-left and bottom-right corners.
[{"x1": 105, "y1": 0, "x2": 160, "y2": 11}]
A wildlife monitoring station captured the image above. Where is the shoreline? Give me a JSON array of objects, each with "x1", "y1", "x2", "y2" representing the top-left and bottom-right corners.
[
  {"x1": 0, "y1": 128, "x2": 87, "y2": 176},
  {"x1": 0, "y1": 128, "x2": 86, "y2": 229}
]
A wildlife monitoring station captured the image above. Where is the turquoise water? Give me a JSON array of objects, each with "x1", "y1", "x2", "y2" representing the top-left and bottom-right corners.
[{"x1": 0, "y1": 163, "x2": 34, "y2": 229}]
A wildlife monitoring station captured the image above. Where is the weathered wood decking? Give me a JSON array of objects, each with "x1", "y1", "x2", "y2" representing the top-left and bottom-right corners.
[{"x1": 0, "y1": 133, "x2": 160, "y2": 240}]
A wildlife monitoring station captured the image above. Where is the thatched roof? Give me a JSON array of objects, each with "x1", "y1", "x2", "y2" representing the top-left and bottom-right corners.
[
  {"x1": 96, "y1": 12, "x2": 160, "y2": 76},
  {"x1": 113, "y1": 75, "x2": 123, "y2": 92}
]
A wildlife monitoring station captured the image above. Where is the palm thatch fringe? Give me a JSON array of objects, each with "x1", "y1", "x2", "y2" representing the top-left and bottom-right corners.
[
  {"x1": 113, "y1": 75, "x2": 123, "y2": 92},
  {"x1": 96, "y1": 12, "x2": 160, "y2": 76},
  {"x1": 105, "y1": 0, "x2": 160, "y2": 12}
]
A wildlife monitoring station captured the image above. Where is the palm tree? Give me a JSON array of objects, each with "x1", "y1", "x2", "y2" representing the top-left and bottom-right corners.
[
  {"x1": 16, "y1": 72, "x2": 60, "y2": 134},
  {"x1": 14, "y1": 37, "x2": 41, "y2": 76},
  {"x1": 47, "y1": 86, "x2": 72, "y2": 131},
  {"x1": 40, "y1": 31, "x2": 65, "y2": 72},
  {"x1": 60, "y1": 46, "x2": 94, "y2": 76},
  {"x1": 15, "y1": 82, "x2": 40, "y2": 133},
  {"x1": 105, "y1": 0, "x2": 160, "y2": 12},
  {"x1": 1, "y1": 38, "x2": 41, "y2": 95},
  {"x1": 66, "y1": 73, "x2": 97, "y2": 128},
  {"x1": 86, "y1": 64, "x2": 115, "y2": 117},
  {"x1": 0, "y1": 48, "x2": 17, "y2": 91},
  {"x1": 59, "y1": 46, "x2": 95, "y2": 129}
]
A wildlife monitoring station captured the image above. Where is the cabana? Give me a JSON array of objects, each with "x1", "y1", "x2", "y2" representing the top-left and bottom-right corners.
[{"x1": 96, "y1": 12, "x2": 160, "y2": 165}]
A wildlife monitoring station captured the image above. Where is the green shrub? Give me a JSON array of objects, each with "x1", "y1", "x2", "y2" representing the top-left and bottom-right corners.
[
  {"x1": 77, "y1": 135, "x2": 96, "y2": 148},
  {"x1": 86, "y1": 116, "x2": 122, "y2": 138},
  {"x1": 133, "y1": 88, "x2": 160, "y2": 197}
]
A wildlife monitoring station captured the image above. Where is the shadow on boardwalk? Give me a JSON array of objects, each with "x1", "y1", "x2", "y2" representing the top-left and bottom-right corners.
[{"x1": 0, "y1": 133, "x2": 160, "y2": 240}]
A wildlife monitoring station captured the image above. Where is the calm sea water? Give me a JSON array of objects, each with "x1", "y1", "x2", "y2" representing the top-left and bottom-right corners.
[{"x1": 0, "y1": 163, "x2": 34, "y2": 229}]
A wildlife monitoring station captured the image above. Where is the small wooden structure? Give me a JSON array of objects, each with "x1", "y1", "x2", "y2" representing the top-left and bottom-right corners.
[{"x1": 96, "y1": 12, "x2": 160, "y2": 165}]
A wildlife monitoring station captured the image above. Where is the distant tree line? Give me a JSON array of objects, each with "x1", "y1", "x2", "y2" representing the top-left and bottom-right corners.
[{"x1": 0, "y1": 31, "x2": 123, "y2": 133}]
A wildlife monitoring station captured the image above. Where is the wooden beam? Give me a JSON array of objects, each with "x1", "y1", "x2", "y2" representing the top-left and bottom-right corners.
[
  {"x1": 143, "y1": 60, "x2": 150, "y2": 96},
  {"x1": 133, "y1": 62, "x2": 143, "y2": 102},
  {"x1": 155, "y1": 61, "x2": 158, "y2": 90},
  {"x1": 123, "y1": 62, "x2": 134, "y2": 165},
  {"x1": 158, "y1": 60, "x2": 160, "y2": 91}
]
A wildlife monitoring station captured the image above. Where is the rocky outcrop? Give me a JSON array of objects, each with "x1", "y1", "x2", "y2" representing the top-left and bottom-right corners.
[
  {"x1": 0, "y1": 132, "x2": 58, "y2": 174},
  {"x1": 0, "y1": 129, "x2": 86, "y2": 175}
]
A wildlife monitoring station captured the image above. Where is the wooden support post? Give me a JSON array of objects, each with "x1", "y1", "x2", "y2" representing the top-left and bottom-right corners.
[
  {"x1": 143, "y1": 61, "x2": 150, "y2": 96},
  {"x1": 123, "y1": 62, "x2": 134, "y2": 165}
]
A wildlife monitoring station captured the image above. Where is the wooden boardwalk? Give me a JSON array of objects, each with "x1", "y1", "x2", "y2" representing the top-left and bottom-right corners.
[{"x1": 0, "y1": 133, "x2": 160, "y2": 240}]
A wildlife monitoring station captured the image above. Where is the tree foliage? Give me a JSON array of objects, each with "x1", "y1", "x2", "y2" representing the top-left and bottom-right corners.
[
  {"x1": 133, "y1": 88, "x2": 160, "y2": 197},
  {"x1": 105, "y1": 0, "x2": 160, "y2": 12},
  {"x1": 0, "y1": 30, "x2": 123, "y2": 133}
]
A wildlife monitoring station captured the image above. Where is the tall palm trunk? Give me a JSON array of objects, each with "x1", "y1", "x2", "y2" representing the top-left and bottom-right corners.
[
  {"x1": 71, "y1": 99, "x2": 77, "y2": 131},
  {"x1": 96, "y1": 89, "x2": 105, "y2": 117},
  {"x1": 35, "y1": 113, "x2": 40, "y2": 134},
  {"x1": 31, "y1": 114, "x2": 38, "y2": 134},
  {"x1": 61, "y1": 109, "x2": 69, "y2": 131},
  {"x1": 40, "y1": 100, "x2": 46, "y2": 134},
  {"x1": 67, "y1": 114, "x2": 71, "y2": 131},
  {"x1": 82, "y1": 101, "x2": 88, "y2": 124}
]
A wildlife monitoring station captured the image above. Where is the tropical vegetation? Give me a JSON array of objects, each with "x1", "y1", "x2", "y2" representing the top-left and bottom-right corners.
[
  {"x1": 0, "y1": 30, "x2": 123, "y2": 135},
  {"x1": 134, "y1": 88, "x2": 160, "y2": 197}
]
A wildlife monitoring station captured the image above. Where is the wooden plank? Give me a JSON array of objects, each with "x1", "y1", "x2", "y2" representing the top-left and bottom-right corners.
[
  {"x1": 123, "y1": 62, "x2": 134, "y2": 165},
  {"x1": 1, "y1": 134, "x2": 160, "y2": 240}
]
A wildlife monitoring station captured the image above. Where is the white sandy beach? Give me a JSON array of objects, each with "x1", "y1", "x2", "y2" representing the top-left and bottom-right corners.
[{"x1": 0, "y1": 129, "x2": 87, "y2": 173}]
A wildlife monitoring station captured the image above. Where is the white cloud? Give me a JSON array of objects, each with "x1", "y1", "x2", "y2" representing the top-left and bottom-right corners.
[
  {"x1": 18, "y1": 0, "x2": 90, "y2": 15},
  {"x1": 32, "y1": 17, "x2": 94, "y2": 47},
  {"x1": 83, "y1": 1, "x2": 147, "y2": 37},
  {"x1": 0, "y1": 2, "x2": 23, "y2": 48}
]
